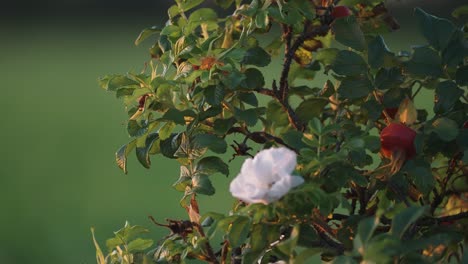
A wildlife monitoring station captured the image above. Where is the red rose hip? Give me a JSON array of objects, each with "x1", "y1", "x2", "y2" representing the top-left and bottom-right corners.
[
  {"x1": 380, "y1": 123, "x2": 417, "y2": 174},
  {"x1": 332, "y1": 6, "x2": 352, "y2": 18}
]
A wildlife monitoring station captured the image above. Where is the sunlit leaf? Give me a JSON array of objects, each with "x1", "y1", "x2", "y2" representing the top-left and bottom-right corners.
[{"x1": 116, "y1": 140, "x2": 137, "y2": 174}]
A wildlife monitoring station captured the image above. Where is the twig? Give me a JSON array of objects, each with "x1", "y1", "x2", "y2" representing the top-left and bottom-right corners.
[
  {"x1": 279, "y1": 23, "x2": 330, "y2": 101},
  {"x1": 279, "y1": 24, "x2": 293, "y2": 100}
]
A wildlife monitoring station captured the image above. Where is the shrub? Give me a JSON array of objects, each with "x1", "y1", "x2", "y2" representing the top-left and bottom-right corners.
[{"x1": 94, "y1": 0, "x2": 468, "y2": 263}]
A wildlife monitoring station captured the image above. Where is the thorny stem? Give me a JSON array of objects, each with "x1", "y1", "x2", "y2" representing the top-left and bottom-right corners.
[
  {"x1": 279, "y1": 24, "x2": 293, "y2": 101},
  {"x1": 223, "y1": 126, "x2": 298, "y2": 152}
]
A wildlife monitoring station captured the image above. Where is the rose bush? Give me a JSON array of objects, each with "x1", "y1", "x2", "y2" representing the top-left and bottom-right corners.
[{"x1": 94, "y1": 0, "x2": 468, "y2": 263}]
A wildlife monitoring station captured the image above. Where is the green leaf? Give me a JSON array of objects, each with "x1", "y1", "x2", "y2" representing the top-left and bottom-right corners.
[
  {"x1": 315, "y1": 48, "x2": 339, "y2": 67},
  {"x1": 432, "y1": 117, "x2": 459, "y2": 142},
  {"x1": 113, "y1": 222, "x2": 149, "y2": 243},
  {"x1": 241, "y1": 46, "x2": 271, "y2": 67},
  {"x1": 213, "y1": 117, "x2": 237, "y2": 135},
  {"x1": 173, "y1": 166, "x2": 192, "y2": 192},
  {"x1": 414, "y1": 8, "x2": 456, "y2": 51},
  {"x1": 249, "y1": 224, "x2": 269, "y2": 252},
  {"x1": 456, "y1": 65, "x2": 468, "y2": 86},
  {"x1": 404, "y1": 159, "x2": 434, "y2": 195},
  {"x1": 179, "y1": 0, "x2": 205, "y2": 12},
  {"x1": 242, "y1": 68, "x2": 265, "y2": 90},
  {"x1": 135, "y1": 26, "x2": 160, "y2": 46},
  {"x1": 275, "y1": 225, "x2": 300, "y2": 257},
  {"x1": 405, "y1": 46, "x2": 442, "y2": 77},
  {"x1": 221, "y1": 70, "x2": 246, "y2": 90},
  {"x1": 295, "y1": 98, "x2": 328, "y2": 123},
  {"x1": 228, "y1": 216, "x2": 251, "y2": 248},
  {"x1": 353, "y1": 216, "x2": 379, "y2": 253},
  {"x1": 266, "y1": 101, "x2": 289, "y2": 128},
  {"x1": 160, "y1": 25, "x2": 181, "y2": 39},
  {"x1": 161, "y1": 109, "x2": 196, "y2": 125},
  {"x1": 390, "y1": 206, "x2": 426, "y2": 238},
  {"x1": 192, "y1": 134, "x2": 227, "y2": 153},
  {"x1": 128, "y1": 238, "x2": 154, "y2": 252},
  {"x1": 307, "y1": 117, "x2": 323, "y2": 135},
  {"x1": 196, "y1": 156, "x2": 229, "y2": 176},
  {"x1": 234, "y1": 108, "x2": 258, "y2": 127},
  {"x1": 136, "y1": 133, "x2": 159, "y2": 169},
  {"x1": 374, "y1": 67, "x2": 403, "y2": 90},
  {"x1": 98, "y1": 74, "x2": 139, "y2": 91},
  {"x1": 434, "y1": 81, "x2": 463, "y2": 114},
  {"x1": 160, "y1": 133, "x2": 180, "y2": 159},
  {"x1": 192, "y1": 174, "x2": 215, "y2": 195},
  {"x1": 215, "y1": 0, "x2": 234, "y2": 9},
  {"x1": 331, "y1": 255, "x2": 358, "y2": 264},
  {"x1": 368, "y1": 35, "x2": 394, "y2": 69},
  {"x1": 198, "y1": 106, "x2": 222, "y2": 121},
  {"x1": 331, "y1": 50, "x2": 367, "y2": 76},
  {"x1": 295, "y1": 248, "x2": 321, "y2": 264},
  {"x1": 127, "y1": 119, "x2": 149, "y2": 137},
  {"x1": 159, "y1": 122, "x2": 176, "y2": 140},
  {"x1": 204, "y1": 85, "x2": 225, "y2": 106},
  {"x1": 338, "y1": 75, "x2": 373, "y2": 100},
  {"x1": 238, "y1": 92, "x2": 258, "y2": 107},
  {"x1": 452, "y1": 5, "x2": 468, "y2": 18},
  {"x1": 116, "y1": 140, "x2": 137, "y2": 174},
  {"x1": 332, "y1": 16, "x2": 366, "y2": 51}
]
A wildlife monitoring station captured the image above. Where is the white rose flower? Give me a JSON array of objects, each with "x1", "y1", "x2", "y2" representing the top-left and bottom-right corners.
[{"x1": 229, "y1": 147, "x2": 304, "y2": 204}]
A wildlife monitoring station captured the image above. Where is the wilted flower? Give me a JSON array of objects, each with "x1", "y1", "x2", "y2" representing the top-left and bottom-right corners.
[{"x1": 229, "y1": 147, "x2": 304, "y2": 204}]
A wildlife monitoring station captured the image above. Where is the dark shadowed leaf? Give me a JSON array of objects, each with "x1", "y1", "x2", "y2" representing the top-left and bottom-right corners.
[
  {"x1": 374, "y1": 67, "x2": 404, "y2": 90},
  {"x1": 368, "y1": 35, "x2": 394, "y2": 69},
  {"x1": 135, "y1": 133, "x2": 159, "y2": 169},
  {"x1": 338, "y1": 76, "x2": 373, "y2": 100},
  {"x1": 160, "y1": 133, "x2": 180, "y2": 159},
  {"x1": 234, "y1": 108, "x2": 259, "y2": 127},
  {"x1": 135, "y1": 26, "x2": 161, "y2": 46},
  {"x1": 456, "y1": 65, "x2": 468, "y2": 86},
  {"x1": 238, "y1": 92, "x2": 258, "y2": 107},
  {"x1": 432, "y1": 117, "x2": 459, "y2": 142},
  {"x1": 331, "y1": 50, "x2": 367, "y2": 76},
  {"x1": 192, "y1": 134, "x2": 227, "y2": 153},
  {"x1": 332, "y1": 16, "x2": 366, "y2": 51},
  {"x1": 405, "y1": 47, "x2": 442, "y2": 77},
  {"x1": 295, "y1": 98, "x2": 329, "y2": 123},
  {"x1": 414, "y1": 8, "x2": 456, "y2": 51},
  {"x1": 390, "y1": 206, "x2": 426, "y2": 238},
  {"x1": 434, "y1": 81, "x2": 463, "y2": 114},
  {"x1": 241, "y1": 46, "x2": 271, "y2": 67},
  {"x1": 213, "y1": 117, "x2": 237, "y2": 135},
  {"x1": 204, "y1": 85, "x2": 225, "y2": 106},
  {"x1": 196, "y1": 156, "x2": 229, "y2": 176},
  {"x1": 243, "y1": 68, "x2": 265, "y2": 90}
]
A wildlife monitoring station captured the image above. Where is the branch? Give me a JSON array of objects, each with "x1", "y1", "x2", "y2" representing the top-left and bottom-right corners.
[
  {"x1": 279, "y1": 25, "x2": 293, "y2": 100},
  {"x1": 279, "y1": 23, "x2": 330, "y2": 101},
  {"x1": 226, "y1": 126, "x2": 299, "y2": 152}
]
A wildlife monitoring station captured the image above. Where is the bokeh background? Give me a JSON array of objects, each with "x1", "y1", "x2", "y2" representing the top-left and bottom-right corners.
[{"x1": 0, "y1": 0, "x2": 465, "y2": 263}]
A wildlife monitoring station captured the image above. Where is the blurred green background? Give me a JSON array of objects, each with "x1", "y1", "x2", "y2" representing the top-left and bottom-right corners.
[{"x1": 0, "y1": 0, "x2": 464, "y2": 263}]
